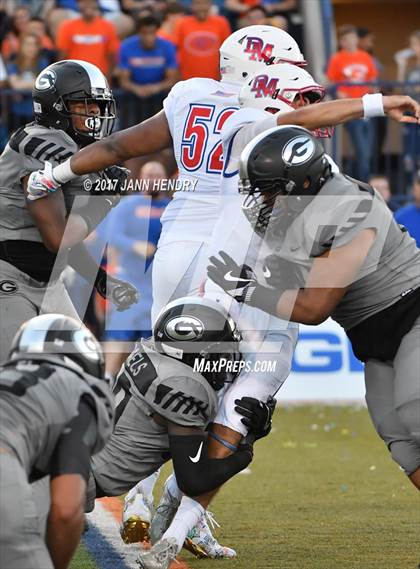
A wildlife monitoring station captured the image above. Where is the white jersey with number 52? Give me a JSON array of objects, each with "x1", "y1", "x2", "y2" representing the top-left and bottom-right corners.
[{"x1": 160, "y1": 78, "x2": 240, "y2": 246}]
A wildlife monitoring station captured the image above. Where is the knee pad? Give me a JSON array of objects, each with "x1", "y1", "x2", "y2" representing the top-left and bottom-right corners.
[{"x1": 396, "y1": 399, "x2": 420, "y2": 445}]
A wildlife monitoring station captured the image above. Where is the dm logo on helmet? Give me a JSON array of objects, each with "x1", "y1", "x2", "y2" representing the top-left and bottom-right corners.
[
  {"x1": 165, "y1": 316, "x2": 204, "y2": 341},
  {"x1": 35, "y1": 69, "x2": 57, "y2": 91},
  {"x1": 282, "y1": 136, "x2": 315, "y2": 166}
]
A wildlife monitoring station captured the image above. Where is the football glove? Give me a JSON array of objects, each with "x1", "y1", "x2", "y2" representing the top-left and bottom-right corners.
[
  {"x1": 100, "y1": 165, "x2": 130, "y2": 195},
  {"x1": 263, "y1": 254, "x2": 306, "y2": 289},
  {"x1": 207, "y1": 251, "x2": 281, "y2": 315},
  {"x1": 26, "y1": 161, "x2": 60, "y2": 201},
  {"x1": 94, "y1": 269, "x2": 139, "y2": 312},
  {"x1": 235, "y1": 396, "x2": 276, "y2": 441},
  {"x1": 207, "y1": 251, "x2": 259, "y2": 303}
]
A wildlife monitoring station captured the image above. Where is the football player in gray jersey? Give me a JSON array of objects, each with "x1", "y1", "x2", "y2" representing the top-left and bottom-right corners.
[
  {"x1": 0, "y1": 59, "x2": 138, "y2": 362},
  {"x1": 0, "y1": 313, "x2": 114, "y2": 569},
  {"x1": 208, "y1": 126, "x2": 420, "y2": 492},
  {"x1": 87, "y1": 297, "x2": 274, "y2": 567}
]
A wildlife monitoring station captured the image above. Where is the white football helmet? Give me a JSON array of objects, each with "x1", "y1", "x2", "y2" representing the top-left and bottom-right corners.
[
  {"x1": 239, "y1": 63, "x2": 331, "y2": 137},
  {"x1": 220, "y1": 25, "x2": 306, "y2": 85}
]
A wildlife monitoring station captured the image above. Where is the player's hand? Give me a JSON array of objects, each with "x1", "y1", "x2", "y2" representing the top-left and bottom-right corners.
[
  {"x1": 94, "y1": 269, "x2": 139, "y2": 311},
  {"x1": 263, "y1": 254, "x2": 305, "y2": 289},
  {"x1": 26, "y1": 161, "x2": 60, "y2": 201},
  {"x1": 383, "y1": 95, "x2": 420, "y2": 124},
  {"x1": 235, "y1": 396, "x2": 276, "y2": 441},
  {"x1": 101, "y1": 165, "x2": 130, "y2": 194},
  {"x1": 207, "y1": 251, "x2": 259, "y2": 303}
]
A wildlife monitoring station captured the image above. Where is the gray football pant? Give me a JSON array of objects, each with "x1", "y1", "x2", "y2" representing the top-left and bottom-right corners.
[
  {"x1": 365, "y1": 315, "x2": 420, "y2": 475},
  {"x1": 87, "y1": 397, "x2": 170, "y2": 510},
  {"x1": 0, "y1": 450, "x2": 53, "y2": 569},
  {"x1": 0, "y1": 260, "x2": 79, "y2": 364}
]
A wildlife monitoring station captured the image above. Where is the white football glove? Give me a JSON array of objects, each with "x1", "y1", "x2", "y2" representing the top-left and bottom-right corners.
[{"x1": 27, "y1": 161, "x2": 60, "y2": 201}]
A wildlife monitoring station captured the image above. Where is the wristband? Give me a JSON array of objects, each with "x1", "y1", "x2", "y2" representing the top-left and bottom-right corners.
[
  {"x1": 53, "y1": 158, "x2": 77, "y2": 184},
  {"x1": 362, "y1": 93, "x2": 384, "y2": 119},
  {"x1": 246, "y1": 284, "x2": 282, "y2": 316},
  {"x1": 208, "y1": 431, "x2": 238, "y2": 453}
]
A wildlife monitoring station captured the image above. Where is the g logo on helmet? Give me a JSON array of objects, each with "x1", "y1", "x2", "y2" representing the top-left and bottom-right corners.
[
  {"x1": 165, "y1": 316, "x2": 204, "y2": 341},
  {"x1": 282, "y1": 136, "x2": 315, "y2": 166},
  {"x1": 35, "y1": 69, "x2": 57, "y2": 91}
]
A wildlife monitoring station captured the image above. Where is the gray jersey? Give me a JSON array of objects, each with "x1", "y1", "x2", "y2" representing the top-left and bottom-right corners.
[
  {"x1": 263, "y1": 173, "x2": 420, "y2": 329},
  {"x1": 118, "y1": 339, "x2": 218, "y2": 429},
  {"x1": 0, "y1": 123, "x2": 101, "y2": 244},
  {"x1": 0, "y1": 357, "x2": 114, "y2": 477}
]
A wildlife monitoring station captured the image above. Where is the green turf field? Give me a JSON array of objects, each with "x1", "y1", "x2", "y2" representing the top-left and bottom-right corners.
[{"x1": 71, "y1": 405, "x2": 419, "y2": 569}]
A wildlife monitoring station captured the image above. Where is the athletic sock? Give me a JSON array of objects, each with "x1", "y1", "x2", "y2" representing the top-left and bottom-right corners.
[
  {"x1": 164, "y1": 473, "x2": 183, "y2": 503},
  {"x1": 162, "y1": 496, "x2": 205, "y2": 553},
  {"x1": 138, "y1": 468, "x2": 161, "y2": 503}
]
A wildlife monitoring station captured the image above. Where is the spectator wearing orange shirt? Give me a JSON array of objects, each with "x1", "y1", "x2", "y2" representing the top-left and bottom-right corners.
[
  {"x1": 158, "y1": 3, "x2": 185, "y2": 46},
  {"x1": 327, "y1": 25, "x2": 378, "y2": 181},
  {"x1": 173, "y1": 0, "x2": 231, "y2": 80},
  {"x1": 56, "y1": 0, "x2": 120, "y2": 79}
]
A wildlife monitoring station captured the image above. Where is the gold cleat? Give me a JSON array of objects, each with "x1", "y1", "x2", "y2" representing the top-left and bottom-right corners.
[
  {"x1": 183, "y1": 537, "x2": 209, "y2": 559},
  {"x1": 120, "y1": 515, "x2": 150, "y2": 544}
]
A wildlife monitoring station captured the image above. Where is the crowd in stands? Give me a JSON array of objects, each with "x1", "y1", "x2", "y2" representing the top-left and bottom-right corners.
[{"x1": 0, "y1": 0, "x2": 418, "y2": 342}]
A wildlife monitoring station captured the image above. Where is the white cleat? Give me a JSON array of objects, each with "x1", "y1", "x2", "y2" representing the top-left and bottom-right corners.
[
  {"x1": 149, "y1": 486, "x2": 181, "y2": 545},
  {"x1": 136, "y1": 537, "x2": 178, "y2": 569},
  {"x1": 120, "y1": 486, "x2": 153, "y2": 544},
  {"x1": 183, "y1": 511, "x2": 237, "y2": 559}
]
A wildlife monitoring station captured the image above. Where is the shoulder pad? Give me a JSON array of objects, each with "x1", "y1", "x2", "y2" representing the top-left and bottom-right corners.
[{"x1": 9, "y1": 124, "x2": 77, "y2": 164}]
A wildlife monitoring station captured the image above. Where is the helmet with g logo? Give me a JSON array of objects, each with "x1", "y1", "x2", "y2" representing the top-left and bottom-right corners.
[
  {"x1": 153, "y1": 297, "x2": 242, "y2": 391},
  {"x1": 239, "y1": 126, "x2": 332, "y2": 235},
  {"x1": 33, "y1": 60, "x2": 116, "y2": 147}
]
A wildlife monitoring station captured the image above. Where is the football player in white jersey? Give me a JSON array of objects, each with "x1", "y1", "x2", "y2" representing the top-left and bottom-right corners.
[{"x1": 27, "y1": 25, "x2": 419, "y2": 563}]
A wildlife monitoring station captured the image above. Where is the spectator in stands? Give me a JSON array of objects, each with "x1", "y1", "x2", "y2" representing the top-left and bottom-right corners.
[
  {"x1": 395, "y1": 173, "x2": 420, "y2": 248},
  {"x1": 174, "y1": 0, "x2": 231, "y2": 80},
  {"x1": 103, "y1": 160, "x2": 170, "y2": 376},
  {"x1": 368, "y1": 174, "x2": 399, "y2": 212},
  {"x1": 262, "y1": 0, "x2": 296, "y2": 16},
  {"x1": 1, "y1": 5, "x2": 30, "y2": 61},
  {"x1": 56, "y1": 0, "x2": 120, "y2": 79},
  {"x1": 239, "y1": 5, "x2": 268, "y2": 27},
  {"x1": 6, "y1": 33, "x2": 49, "y2": 131},
  {"x1": 118, "y1": 14, "x2": 178, "y2": 125},
  {"x1": 0, "y1": 2, "x2": 12, "y2": 48},
  {"x1": 357, "y1": 26, "x2": 387, "y2": 172},
  {"x1": 158, "y1": 3, "x2": 185, "y2": 45},
  {"x1": 395, "y1": 30, "x2": 420, "y2": 188},
  {"x1": 27, "y1": 17, "x2": 56, "y2": 64},
  {"x1": 327, "y1": 25, "x2": 378, "y2": 181}
]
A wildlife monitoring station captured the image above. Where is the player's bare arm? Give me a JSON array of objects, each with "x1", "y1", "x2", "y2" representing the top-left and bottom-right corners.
[
  {"x1": 23, "y1": 176, "x2": 89, "y2": 251},
  {"x1": 207, "y1": 228, "x2": 376, "y2": 325},
  {"x1": 46, "y1": 474, "x2": 86, "y2": 569},
  {"x1": 276, "y1": 95, "x2": 420, "y2": 130},
  {"x1": 66, "y1": 110, "x2": 170, "y2": 176}
]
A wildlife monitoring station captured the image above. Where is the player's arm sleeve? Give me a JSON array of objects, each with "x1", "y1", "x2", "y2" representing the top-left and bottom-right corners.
[
  {"x1": 50, "y1": 397, "x2": 98, "y2": 483},
  {"x1": 168, "y1": 431, "x2": 252, "y2": 496}
]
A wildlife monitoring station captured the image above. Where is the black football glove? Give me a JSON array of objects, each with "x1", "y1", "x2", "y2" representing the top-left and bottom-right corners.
[
  {"x1": 235, "y1": 396, "x2": 276, "y2": 441},
  {"x1": 263, "y1": 254, "x2": 306, "y2": 289},
  {"x1": 207, "y1": 251, "x2": 281, "y2": 315},
  {"x1": 102, "y1": 165, "x2": 130, "y2": 194},
  {"x1": 94, "y1": 268, "x2": 139, "y2": 311}
]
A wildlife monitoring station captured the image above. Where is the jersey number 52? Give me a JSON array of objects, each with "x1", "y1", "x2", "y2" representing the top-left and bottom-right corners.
[{"x1": 181, "y1": 105, "x2": 237, "y2": 173}]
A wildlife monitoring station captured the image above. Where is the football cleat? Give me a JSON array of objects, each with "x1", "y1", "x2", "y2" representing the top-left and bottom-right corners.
[
  {"x1": 136, "y1": 537, "x2": 178, "y2": 569},
  {"x1": 184, "y1": 511, "x2": 237, "y2": 559},
  {"x1": 120, "y1": 486, "x2": 153, "y2": 544},
  {"x1": 149, "y1": 485, "x2": 181, "y2": 545}
]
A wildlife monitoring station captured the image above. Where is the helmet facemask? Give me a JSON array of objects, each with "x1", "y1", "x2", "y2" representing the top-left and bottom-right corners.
[{"x1": 55, "y1": 89, "x2": 116, "y2": 146}]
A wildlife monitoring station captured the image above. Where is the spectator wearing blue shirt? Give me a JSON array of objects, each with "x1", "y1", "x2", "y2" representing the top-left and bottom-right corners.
[
  {"x1": 103, "y1": 161, "x2": 171, "y2": 376},
  {"x1": 395, "y1": 174, "x2": 420, "y2": 248},
  {"x1": 118, "y1": 14, "x2": 178, "y2": 125}
]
